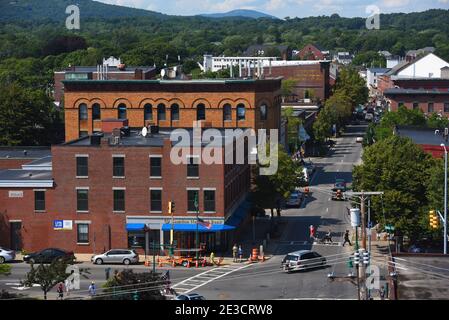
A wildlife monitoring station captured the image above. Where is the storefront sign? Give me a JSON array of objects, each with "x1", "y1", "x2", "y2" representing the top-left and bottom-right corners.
[
  {"x1": 8, "y1": 191, "x2": 23, "y2": 198},
  {"x1": 53, "y1": 220, "x2": 73, "y2": 230},
  {"x1": 163, "y1": 218, "x2": 223, "y2": 225}
]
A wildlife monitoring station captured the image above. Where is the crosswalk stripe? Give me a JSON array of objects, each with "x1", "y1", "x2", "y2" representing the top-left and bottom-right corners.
[{"x1": 172, "y1": 263, "x2": 254, "y2": 294}]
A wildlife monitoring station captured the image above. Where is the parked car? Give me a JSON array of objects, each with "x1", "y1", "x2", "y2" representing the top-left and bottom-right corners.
[
  {"x1": 356, "y1": 137, "x2": 364, "y2": 143},
  {"x1": 281, "y1": 250, "x2": 326, "y2": 272},
  {"x1": 23, "y1": 248, "x2": 75, "y2": 264},
  {"x1": 303, "y1": 161, "x2": 315, "y2": 176},
  {"x1": 174, "y1": 293, "x2": 206, "y2": 300},
  {"x1": 91, "y1": 249, "x2": 139, "y2": 265},
  {"x1": 286, "y1": 191, "x2": 302, "y2": 208},
  {"x1": 0, "y1": 247, "x2": 15, "y2": 264}
]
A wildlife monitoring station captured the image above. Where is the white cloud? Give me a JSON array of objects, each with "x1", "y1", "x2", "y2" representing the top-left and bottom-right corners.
[
  {"x1": 437, "y1": 0, "x2": 448, "y2": 3},
  {"x1": 265, "y1": 0, "x2": 286, "y2": 11},
  {"x1": 381, "y1": 0, "x2": 411, "y2": 8}
]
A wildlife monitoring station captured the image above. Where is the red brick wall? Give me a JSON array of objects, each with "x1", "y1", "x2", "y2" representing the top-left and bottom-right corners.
[
  {"x1": 0, "y1": 139, "x2": 250, "y2": 253},
  {"x1": 297, "y1": 45, "x2": 325, "y2": 60},
  {"x1": 387, "y1": 94, "x2": 449, "y2": 115},
  {"x1": 63, "y1": 81, "x2": 281, "y2": 141},
  {"x1": 261, "y1": 63, "x2": 330, "y2": 100},
  {"x1": 0, "y1": 159, "x2": 31, "y2": 170}
]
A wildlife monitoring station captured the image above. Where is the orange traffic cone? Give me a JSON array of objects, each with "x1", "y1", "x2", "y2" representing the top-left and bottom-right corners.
[
  {"x1": 172, "y1": 260, "x2": 176, "y2": 267},
  {"x1": 187, "y1": 260, "x2": 190, "y2": 268},
  {"x1": 195, "y1": 260, "x2": 199, "y2": 268}
]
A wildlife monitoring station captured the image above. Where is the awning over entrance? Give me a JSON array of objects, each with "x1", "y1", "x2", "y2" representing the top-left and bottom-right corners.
[
  {"x1": 126, "y1": 223, "x2": 145, "y2": 231},
  {"x1": 161, "y1": 223, "x2": 235, "y2": 232},
  {"x1": 225, "y1": 200, "x2": 251, "y2": 227}
]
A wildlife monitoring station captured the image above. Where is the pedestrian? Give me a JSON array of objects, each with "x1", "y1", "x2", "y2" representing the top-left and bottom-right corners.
[
  {"x1": 56, "y1": 282, "x2": 64, "y2": 300},
  {"x1": 379, "y1": 285, "x2": 386, "y2": 300},
  {"x1": 238, "y1": 245, "x2": 243, "y2": 263},
  {"x1": 325, "y1": 229, "x2": 333, "y2": 243},
  {"x1": 88, "y1": 281, "x2": 96, "y2": 297},
  {"x1": 309, "y1": 225, "x2": 316, "y2": 240},
  {"x1": 210, "y1": 251, "x2": 215, "y2": 265},
  {"x1": 342, "y1": 230, "x2": 352, "y2": 247},
  {"x1": 232, "y1": 244, "x2": 238, "y2": 262}
]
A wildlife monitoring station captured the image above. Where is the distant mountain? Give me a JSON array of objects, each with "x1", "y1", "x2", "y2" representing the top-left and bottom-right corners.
[
  {"x1": 0, "y1": 0, "x2": 164, "y2": 22},
  {"x1": 199, "y1": 9, "x2": 278, "y2": 20}
]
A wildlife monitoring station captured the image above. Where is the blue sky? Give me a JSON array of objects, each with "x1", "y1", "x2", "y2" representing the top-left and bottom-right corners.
[{"x1": 97, "y1": 0, "x2": 448, "y2": 18}]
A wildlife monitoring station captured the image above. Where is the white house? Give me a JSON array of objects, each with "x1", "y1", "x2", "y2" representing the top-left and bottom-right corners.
[
  {"x1": 391, "y1": 53, "x2": 449, "y2": 79},
  {"x1": 367, "y1": 68, "x2": 390, "y2": 88}
]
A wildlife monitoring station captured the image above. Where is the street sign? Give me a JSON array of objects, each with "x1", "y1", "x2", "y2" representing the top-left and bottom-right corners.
[
  {"x1": 384, "y1": 225, "x2": 395, "y2": 232},
  {"x1": 53, "y1": 220, "x2": 73, "y2": 230}
]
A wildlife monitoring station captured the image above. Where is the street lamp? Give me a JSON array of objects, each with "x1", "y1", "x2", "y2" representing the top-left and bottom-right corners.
[{"x1": 440, "y1": 143, "x2": 447, "y2": 255}]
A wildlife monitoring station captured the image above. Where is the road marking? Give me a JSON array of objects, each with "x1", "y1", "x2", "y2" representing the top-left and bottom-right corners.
[
  {"x1": 313, "y1": 242, "x2": 342, "y2": 246},
  {"x1": 171, "y1": 263, "x2": 254, "y2": 294}
]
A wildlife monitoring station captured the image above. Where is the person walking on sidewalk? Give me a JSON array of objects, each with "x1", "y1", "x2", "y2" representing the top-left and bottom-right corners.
[
  {"x1": 379, "y1": 285, "x2": 386, "y2": 300},
  {"x1": 232, "y1": 244, "x2": 238, "y2": 262},
  {"x1": 309, "y1": 225, "x2": 316, "y2": 241},
  {"x1": 342, "y1": 230, "x2": 352, "y2": 246},
  {"x1": 238, "y1": 245, "x2": 243, "y2": 263},
  {"x1": 88, "y1": 281, "x2": 97, "y2": 297},
  {"x1": 56, "y1": 282, "x2": 64, "y2": 300}
]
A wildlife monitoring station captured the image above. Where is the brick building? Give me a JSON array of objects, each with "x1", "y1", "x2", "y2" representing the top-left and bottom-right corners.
[
  {"x1": 296, "y1": 44, "x2": 327, "y2": 61},
  {"x1": 0, "y1": 147, "x2": 50, "y2": 170},
  {"x1": 62, "y1": 78, "x2": 283, "y2": 142},
  {"x1": 53, "y1": 64, "x2": 157, "y2": 106},
  {"x1": 0, "y1": 127, "x2": 252, "y2": 254},
  {"x1": 261, "y1": 61, "x2": 331, "y2": 101},
  {"x1": 394, "y1": 126, "x2": 449, "y2": 158}
]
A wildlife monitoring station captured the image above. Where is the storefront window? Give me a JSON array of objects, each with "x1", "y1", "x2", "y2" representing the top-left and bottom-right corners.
[{"x1": 128, "y1": 231, "x2": 145, "y2": 248}]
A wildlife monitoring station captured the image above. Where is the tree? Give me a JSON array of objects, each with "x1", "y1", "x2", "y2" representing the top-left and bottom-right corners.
[
  {"x1": 22, "y1": 257, "x2": 89, "y2": 300},
  {"x1": 282, "y1": 107, "x2": 302, "y2": 152},
  {"x1": 334, "y1": 67, "x2": 368, "y2": 106},
  {"x1": 0, "y1": 83, "x2": 64, "y2": 146},
  {"x1": 252, "y1": 146, "x2": 305, "y2": 217},
  {"x1": 352, "y1": 135, "x2": 433, "y2": 241},
  {"x1": 95, "y1": 269, "x2": 167, "y2": 300},
  {"x1": 281, "y1": 79, "x2": 296, "y2": 98}
]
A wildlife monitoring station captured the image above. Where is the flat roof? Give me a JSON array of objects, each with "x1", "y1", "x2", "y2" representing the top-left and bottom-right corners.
[
  {"x1": 395, "y1": 126, "x2": 449, "y2": 147},
  {"x1": 56, "y1": 66, "x2": 156, "y2": 73},
  {"x1": 62, "y1": 78, "x2": 283, "y2": 85},
  {"x1": 0, "y1": 169, "x2": 52, "y2": 181},
  {"x1": 21, "y1": 156, "x2": 52, "y2": 169},
  {"x1": 0, "y1": 147, "x2": 51, "y2": 160},
  {"x1": 65, "y1": 128, "x2": 253, "y2": 148},
  {"x1": 384, "y1": 88, "x2": 449, "y2": 95}
]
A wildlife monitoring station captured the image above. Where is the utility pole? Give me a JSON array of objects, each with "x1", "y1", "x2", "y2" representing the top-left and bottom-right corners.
[{"x1": 345, "y1": 191, "x2": 383, "y2": 300}]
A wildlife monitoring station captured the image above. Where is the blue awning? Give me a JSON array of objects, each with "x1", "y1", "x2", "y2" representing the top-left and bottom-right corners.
[
  {"x1": 225, "y1": 200, "x2": 251, "y2": 227},
  {"x1": 126, "y1": 223, "x2": 145, "y2": 231},
  {"x1": 161, "y1": 223, "x2": 235, "y2": 232}
]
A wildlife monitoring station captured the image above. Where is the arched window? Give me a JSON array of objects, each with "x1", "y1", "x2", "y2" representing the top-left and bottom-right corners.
[
  {"x1": 260, "y1": 104, "x2": 267, "y2": 121},
  {"x1": 237, "y1": 104, "x2": 246, "y2": 121},
  {"x1": 118, "y1": 103, "x2": 127, "y2": 120},
  {"x1": 197, "y1": 103, "x2": 206, "y2": 121},
  {"x1": 144, "y1": 103, "x2": 153, "y2": 121},
  {"x1": 171, "y1": 104, "x2": 179, "y2": 121},
  {"x1": 223, "y1": 104, "x2": 232, "y2": 121},
  {"x1": 157, "y1": 104, "x2": 166, "y2": 121},
  {"x1": 92, "y1": 103, "x2": 101, "y2": 120},
  {"x1": 79, "y1": 103, "x2": 88, "y2": 120}
]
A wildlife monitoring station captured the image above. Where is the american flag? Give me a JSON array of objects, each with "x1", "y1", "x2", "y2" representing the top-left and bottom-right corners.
[{"x1": 198, "y1": 218, "x2": 212, "y2": 229}]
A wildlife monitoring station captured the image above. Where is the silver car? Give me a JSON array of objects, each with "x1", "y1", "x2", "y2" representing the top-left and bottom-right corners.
[
  {"x1": 91, "y1": 249, "x2": 139, "y2": 265},
  {"x1": 0, "y1": 247, "x2": 15, "y2": 264},
  {"x1": 281, "y1": 250, "x2": 326, "y2": 273}
]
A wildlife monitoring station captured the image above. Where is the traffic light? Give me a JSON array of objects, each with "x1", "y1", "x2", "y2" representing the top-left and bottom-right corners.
[
  {"x1": 168, "y1": 201, "x2": 176, "y2": 214},
  {"x1": 363, "y1": 251, "x2": 370, "y2": 265},
  {"x1": 429, "y1": 210, "x2": 439, "y2": 229},
  {"x1": 354, "y1": 251, "x2": 360, "y2": 265}
]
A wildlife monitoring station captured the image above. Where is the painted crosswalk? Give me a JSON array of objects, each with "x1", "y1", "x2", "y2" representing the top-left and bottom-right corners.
[{"x1": 171, "y1": 263, "x2": 254, "y2": 294}]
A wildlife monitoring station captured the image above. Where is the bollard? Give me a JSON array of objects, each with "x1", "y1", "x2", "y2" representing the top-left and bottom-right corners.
[{"x1": 105, "y1": 267, "x2": 111, "y2": 280}]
